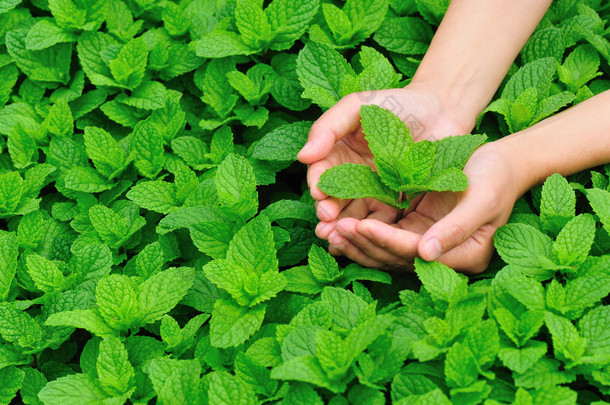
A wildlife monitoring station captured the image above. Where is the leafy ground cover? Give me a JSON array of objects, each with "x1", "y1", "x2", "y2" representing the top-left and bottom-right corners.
[{"x1": 1, "y1": 0, "x2": 610, "y2": 403}]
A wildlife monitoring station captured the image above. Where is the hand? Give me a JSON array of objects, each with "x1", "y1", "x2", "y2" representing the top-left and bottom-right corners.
[
  {"x1": 297, "y1": 84, "x2": 472, "y2": 241},
  {"x1": 325, "y1": 142, "x2": 524, "y2": 273}
]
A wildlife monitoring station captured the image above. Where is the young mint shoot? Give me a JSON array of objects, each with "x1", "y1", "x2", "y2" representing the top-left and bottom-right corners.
[{"x1": 317, "y1": 105, "x2": 487, "y2": 208}]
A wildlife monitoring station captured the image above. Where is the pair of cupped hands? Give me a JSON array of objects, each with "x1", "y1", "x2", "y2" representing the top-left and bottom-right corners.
[{"x1": 298, "y1": 85, "x2": 522, "y2": 274}]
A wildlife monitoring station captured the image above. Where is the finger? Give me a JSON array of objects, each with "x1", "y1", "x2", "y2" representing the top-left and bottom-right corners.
[
  {"x1": 328, "y1": 231, "x2": 387, "y2": 269},
  {"x1": 403, "y1": 194, "x2": 424, "y2": 215},
  {"x1": 357, "y1": 219, "x2": 422, "y2": 258},
  {"x1": 336, "y1": 219, "x2": 408, "y2": 266},
  {"x1": 297, "y1": 94, "x2": 363, "y2": 164},
  {"x1": 437, "y1": 224, "x2": 497, "y2": 274},
  {"x1": 418, "y1": 192, "x2": 497, "y2": 261},
  {"x1": 316, "y1": 197, "x2": 352, "y2": 222},
  {"x1": 365, "y1": 199, "x2": 402, "y2": 224},
  {"x1": 316, "y1": 199, "x2": 371, "y2": 239},
  {"x1": 307, "y1": 160, "x2": 333, "y2": 201}
]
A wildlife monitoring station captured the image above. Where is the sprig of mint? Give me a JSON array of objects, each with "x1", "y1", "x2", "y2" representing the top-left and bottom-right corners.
[{"x1": 318, "y1": 105, "x2": 486, "y2": 208}]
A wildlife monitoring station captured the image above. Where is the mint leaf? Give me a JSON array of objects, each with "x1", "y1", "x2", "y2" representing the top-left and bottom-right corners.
[
  {"x1": 540, "y1": 173, "x2": 576, "y2": 234},
  {"x1": 552, "y1": 214, "x2": 595, "y2": 268},
  {"x1": 374, "y1": 17, "x2": 432, "y2": 54},
  {"x1": 38, "y1": 374, "x2": 108, "y2": 404},
  {"x1": 297, "y1": 42, "x2": 353, "y2": 108},
  {"x1": 317, "y1": 164, "x2": 399, "y2": 207},
  {"x1": 97, "y1": 336, "x2": 134, "y2": 395},
  {"x1": 494, "y1": 223, "x2": 553, "y2": 270},
  {"x1": 252, "y1": 121, "x2": 312, "y2": 161},
  {"x1": 210, "y1": 299, "x2": 266, "y2": 348},
  {"x1": 0, "y1": 232, "x2": 18, "y2": 301},
  {"x1": 137, "y1": 267, "x2": 195, "y2": 324},
  {"x1": 208, "y1": 370, "x2": 258, "y2": 405}
]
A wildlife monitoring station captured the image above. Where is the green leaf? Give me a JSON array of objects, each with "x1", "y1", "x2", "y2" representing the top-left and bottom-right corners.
[
  {"x1": 25, "y1": 254, "x2": 65, "y2": 293},
  {"x1": 215, "y1": 153, "x2": 258, "y2": 220},
  {"x1": 431, "y1": 134, "x2": 487, "y2": 175},
  {"x1": 109, "y1": 37, "x2": 148, "y2": 90},
  {"x1": 545, "y1": 312, "x2": 586, "y2": 363},
  {"x1": 208, "y1": 371, "x2": 258, "y2": 405},
  {"x1": 558, "y1": 44, "x2": 601, "y2": 92},
  {"x1": 414, "y1": 258, "x2": 468, "y2": 305},
  {"x1": 494, "y1": 223, "x2": 553, "y2": 270},
  {"x1": 143, "y1": 358, "x2": 201, "y2": 404},
  {"x1": 360, "y1": 104, "x2": 412, "y2": 188},
  {"x1": 0, "y1": 366, "x2": 24, "y2": 404},
  {"x1": 227, "y1": 215, "x2": 277, "y2": 276},
  {"x1": 96, "y1": 274, "x2": 138, "y2": 331},
  {"x1": 235, "y1": 0, "x2": 271, "y2": 50},
  {"x1": 131, "y1": 120, "x2": 165, "y2": 179},
  {"x1": 126, "y1": 181, "x2": 180, "y2": 214},
  {"x1": 195, "y1": 31, "x2": 254, "y2": 59},
  {"x1": 0, "y1": 0, "x2": 21, "y2": 13},
  {"x1": 502, "y1": 57, "x2": 556, "y2": 101},
  {"x1": 308, "y1": 245, "x2": 340, "y2": 283},
  {"x1": 266, "y1": 0, "x2": 319, "y2": 50},
  {"x1": 585, "y1": 188, "x2": 610, "y2": 234},
  {"x1": 83, "y1": 126, "x2": 129, "y2": 179},
  {"x1": 579, "y1": 305, "x2": 610, "y2": 360},
  {"x1": 45, "y1": 309, "x2": 115, "y2": 337},
  {"x1": 0, "y1": 232, "x2": 18, "y2": 301},
  {"x1": 63, "y1": 167, "x2": 114, "y2": 193},
  {"x1": 296, "y1": 42, "x2": 353, "y2": 108},
  {"x1": 540, "y1": 173, "x2": 575, "y2": 234},
  {"x1": 252, "y1": 121, "x2": 312, "y2": 161},
  {"x1": 445, "y1": 342, "x2": 477, "y2": 388},
  {"x1": 209, "y1": 299, "x2": 266, "y2": 348},
  {"x1": 498, "y1": 340, "x2": 547, "y2": 374},
  {"x1": 320, "y1": 287, "x2": 368, "y2": 332},
  {"x1": 494, "y1": 266, "x2": 545, "y2": 311},
  {"x1": 552, "y1": 214, "x2": 595, "y2": 267},
  {"x1": 271, "y1": 355, "x2": 346, "y2": 393},
  {"x1": 521, "y1": 27, "x2": 565, "y2": 64},
  {"x1": 190, "y1": 221, "x2": 236, "y2": 259},
  {"x1": 137, "y1": 267, "x2": 195, "y2": 324},
  {"x1": 318, "y1": 164, "x2": 399, "y2": 206},
  {"x1": 374, "y1": 17, "x2": 432, "y2": 54},
  {"x1": 38, "y1": 374, "x2": 108, "y2": 404},
  {"x1": 97, "y1": 336, "x2": 134, "y2": 395},
  {"x1": 6, "y1": 27, "x2": 72, "y2": 83},
  {"x1": 25, "y1": 20, "x2": 76, "y2": 51}
]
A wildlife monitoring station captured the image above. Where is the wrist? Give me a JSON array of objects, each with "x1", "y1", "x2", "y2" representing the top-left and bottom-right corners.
[
  {"x1": 401, "y1": 81, "x2": 477, "y2": 138},
  {"x1": 492, "y1": 130, "x2": 548, "y2": 195},
  {"x1": 405, "y1": 79, "x2": 480, "y2": 135}
]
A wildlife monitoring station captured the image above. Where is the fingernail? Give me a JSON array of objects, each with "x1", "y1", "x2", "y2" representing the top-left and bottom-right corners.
[
  {"x1": 423, "y1": 238, "x2": 441, "y2": 260},
  {"x1": 317, "y1": 207, "x2": 330, "y2": 221},
  {"x1": 317, "y1": 222, "x2": 327, "y2": 232}
]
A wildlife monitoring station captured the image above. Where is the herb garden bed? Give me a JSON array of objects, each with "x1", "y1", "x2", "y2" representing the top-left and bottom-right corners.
[{"x1": 0, "y1": 0, "x2": 610, "y2": 404}]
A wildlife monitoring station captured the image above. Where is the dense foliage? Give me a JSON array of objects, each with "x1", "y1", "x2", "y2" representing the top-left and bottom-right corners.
[{"x1": 1, "y1": 0, "x2": 610, "y2": 403}]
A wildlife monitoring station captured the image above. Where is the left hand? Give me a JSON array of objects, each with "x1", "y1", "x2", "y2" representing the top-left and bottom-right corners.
[{"x1": 325, "y1": 141, "x2": 524, "y2": 274}]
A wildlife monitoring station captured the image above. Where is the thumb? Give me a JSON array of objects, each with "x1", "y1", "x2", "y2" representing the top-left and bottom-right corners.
[
  {"x1": 297, "y1": 94, "x2": 363, "y2": 164},
  {"x1": 418, "y1": 194, "x2": 494, "y2": 261}
]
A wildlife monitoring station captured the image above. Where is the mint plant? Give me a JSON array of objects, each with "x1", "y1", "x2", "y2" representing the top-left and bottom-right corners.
[
  {"x1": 318, "y1": 105, "x2": 486, "y2": 208},
  {"x1": 1, "y1": 0, "x2": 610, "y2": 403}
]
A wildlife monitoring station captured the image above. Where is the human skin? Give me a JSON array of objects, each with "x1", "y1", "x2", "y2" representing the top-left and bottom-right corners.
[{"x1": 297, "y1": 0, "x2": 556, "y2": 272}]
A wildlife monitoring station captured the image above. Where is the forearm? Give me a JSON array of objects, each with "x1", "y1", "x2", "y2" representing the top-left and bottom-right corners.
[
  {"x1": 501, "y1": 90, "x2": 610, "y2": 193},
  {"x1": 411, "y1": 0, "x2": 553, "y2": 130}
]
